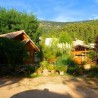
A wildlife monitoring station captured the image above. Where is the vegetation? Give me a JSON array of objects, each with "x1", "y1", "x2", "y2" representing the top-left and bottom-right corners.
[
  {"x1": 37, "y1": 30, "x2": 76, "y2": 75},
  {"x1": 0, "y1": 37, "x2": 28, "y2": 75},
  {"x1": 1, "y1": 7, "x2": 98, "y2": 77},
  {"x1": 0, "y1": 7, "x2": 41, "y2": 76},
  {"x1": 40, "y1": 20, "x2": 98, "y2": 44},
  {"x1": 0, "y1": 7, "x2": 39, "y2": 42},
  {"x1": 37, "y1": 20, "x2": 98, "y2": 77},
  {"x1": 40, "y1": 31, "x2": 72, "y2": 59}
]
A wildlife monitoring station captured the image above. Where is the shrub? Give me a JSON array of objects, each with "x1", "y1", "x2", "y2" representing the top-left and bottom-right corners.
[
  {"x1": 25, "y1": 65, "x2": 36, "y2": 74},
  {"x1": 54, "y1": 55, "x2": 69, "y2": 72},
  {"x1": 55, "y1": 65, "x2": 67, "y2": 72},
  {"x1": 66, "y1": 58, "x2": 77, "y2": 66},
  {"x1": 47, "y1": 64, "x2": 54, "y2": 71},
  {"x1": 67, "y1": 66, "x2": 76, "y2": 75},
  {"x1": 0, "y1": 38, "x2": 28, "y2": 75},
  {"x1": 39, "y1": 60, "x2": 55, "y2": 71},
  {"x1": 40, "y1": 60, "x2": 49, "y2": 70},
  {"x1": 85, "y1": 66, "x2": 98, "y2": 77},
  {"x1": 29, "y1": 73, "x2": 42, "y2": 78},
  {"x1": 67, "y1": 65, "x2": 85, "y2": 76}
]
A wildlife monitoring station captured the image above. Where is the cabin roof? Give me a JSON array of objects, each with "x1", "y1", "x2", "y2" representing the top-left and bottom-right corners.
[
  {"x1": 0, "y1": 30, "x2": 40, "y2": 52},
  {"x1": 0, "y1": 30, "x2": 24, "y2": 38}
]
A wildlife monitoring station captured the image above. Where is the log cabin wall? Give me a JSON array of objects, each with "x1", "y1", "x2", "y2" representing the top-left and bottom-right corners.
[
  {"x1": 14, "y1": 33, "x2": 36, "y2": 64},
  {"x1": 0, "y1": 30, "x2": 40, "y2": 64},
  {"x1": 25, "y1": 42, "x2": 35, "y2": 64},
  {"x1": 72, "y1": 45, "x2": 89, "y2": 64},
  {"x1": 71, "y1": 51, "x2": 88, "y2": 64},
  {"x1": 14, "y1": 33, "x2": 28, "y2": 41}
]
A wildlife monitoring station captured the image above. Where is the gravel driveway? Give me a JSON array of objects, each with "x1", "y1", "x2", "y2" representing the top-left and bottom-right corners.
[{"x1": 0, "y1": 76, "x2": 98, "y2": 98}]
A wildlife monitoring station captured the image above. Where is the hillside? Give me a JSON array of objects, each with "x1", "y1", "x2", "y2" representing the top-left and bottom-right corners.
[
  {"x1": 40, "y1": 19, "x2": 98, "y2": 28},
  {"x1": 39, "y1": 20, "x2": 69, "y2": 32},
  {"x1": 40, "y1": 20, "x2": 67, "y2": 27},
  {"x1": 39, "y1": 19, "x2": 98, "y2": 43}
]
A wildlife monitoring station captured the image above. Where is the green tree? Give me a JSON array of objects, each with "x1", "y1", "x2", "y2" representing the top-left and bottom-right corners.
[
  {"x1": 62, "y1": 22, "x2": 98, "y2": 43},
  {"x1": 59, "y1": 31, "x2": 72, "y2": 44},
  {"x1": 40, "y1": 30, "x2": 72, "y2": 63},
  {"x1": 0, "y1": 7, "x2": 39, "y2": 42}
]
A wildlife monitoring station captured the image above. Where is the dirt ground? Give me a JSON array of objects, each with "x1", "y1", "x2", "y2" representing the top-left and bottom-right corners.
[{"x1": 0, "y1": 75, "x2": 98, "y2": 98}]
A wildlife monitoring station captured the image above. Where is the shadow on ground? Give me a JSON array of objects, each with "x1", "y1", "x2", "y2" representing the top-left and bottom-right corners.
[
  {"x1": 10, "y1": 88, "x2": 72, "y2": 98},
  {"x1": 0, "y1": 76, "x2": 23, "y2": 87},
  {"x1": 62, "y1": 77, "x2": 98, "y2": 98}
]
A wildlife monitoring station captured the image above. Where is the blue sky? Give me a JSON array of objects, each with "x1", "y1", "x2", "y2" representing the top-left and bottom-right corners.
[{"x1": 0, "y1": 0, "x2": 98, "y2": 22}]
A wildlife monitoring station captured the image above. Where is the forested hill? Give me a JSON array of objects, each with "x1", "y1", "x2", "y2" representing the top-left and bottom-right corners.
[
  {"x1": 39, "y1": 20, "x2": 75, "y2": 34},
  {"x1": 40, "y1": 20, "x2": 98, "y2": 43},
  {"x1": 39, "y1": 20, "x2": 72, "y2": 30},
  {"x1": 40, "y1": 20, "x2": 98, "y2": 29},
  {"x1": 40, "y1": 20, "x2": 67, "y2": 27},
  {"x1": 62, "y1": 20, "x2": 98, "y2": 43}
]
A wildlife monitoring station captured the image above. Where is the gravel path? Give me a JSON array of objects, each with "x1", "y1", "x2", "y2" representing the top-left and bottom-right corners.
[{"x1": 0, "y1": 76, "x2": 98, "y2": 98}]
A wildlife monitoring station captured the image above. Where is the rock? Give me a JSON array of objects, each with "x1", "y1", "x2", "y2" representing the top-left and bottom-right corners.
[
  {"x1": 83, "y1": 64, "x2": 91, "y2": 70},
  {"x1": 42, "y1": 69, "x2": 49, "y2": 76}
]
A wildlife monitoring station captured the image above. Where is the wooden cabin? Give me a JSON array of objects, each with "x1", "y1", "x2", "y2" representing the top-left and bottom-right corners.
[
  {"x1": 71, "y1": 45, "x2": 89, "y2": 64},
  {"x1": 0, "y1": 30, "x2": 40, "y2": 64}
]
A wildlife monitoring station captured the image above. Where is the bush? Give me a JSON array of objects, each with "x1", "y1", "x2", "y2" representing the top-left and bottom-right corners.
[
  {"x1": 66, "y1": 58, "x2": 77, "y2": 66},
  {"x1": 40, "y1": 60, "x2": 49, "y2": 70},
  {"x1": 28, "y1": 73, "x2": 42, "y2": 78},
  {"x1": 39, "y1": 60, "x2": 55, "y2": 71},
  {"x1": 25, "y1": 65, "x2": 36, "y2": 74},
  {"x1": 85, "y1": 66, "x2": 98, "y2": 77},
  {"x1": 55, "y1": 65, "x2": 67, "y2": 72},
  {"x1": 67, "y1": 66, "x2": 76, "y2": 75},
  {"x1": 0, "y1": 38, "x2": 28, "y2": 75},
  {"x1": 47, "y1": 64, "x2": 54, "y2": 71},
  {"x1": 67, "y1": 65, "x2": 85, "y2": 76},
  {"x1": 54, "y1": 56, "x2": 68, "y2": 73},
  {"x1": 55, "y1": 54, "x2": 76, "y2": 71}
]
